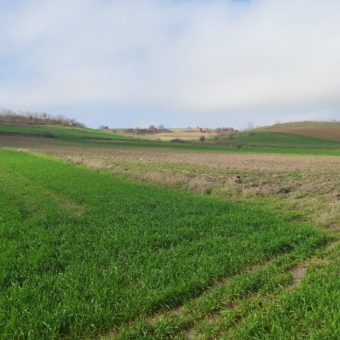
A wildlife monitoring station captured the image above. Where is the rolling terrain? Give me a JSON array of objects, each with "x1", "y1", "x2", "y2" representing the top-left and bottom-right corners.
[
  {"x1": 1, "y1": 121, "x2": 340, "y2": 339},
  {"x1": 1, "y1": 121, "x2": 340, "y2": 156},
  {"x1": 259, "y1": 121, "x2": 340, "y2": 141},
  {"x1": 0, "y1": 124, "x2": 131, "y2": 140}
]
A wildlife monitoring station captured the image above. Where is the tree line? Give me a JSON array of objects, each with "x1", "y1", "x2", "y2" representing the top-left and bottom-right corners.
[{"x1": 0, "y1": 109, "x2": 85, "y2": 127}]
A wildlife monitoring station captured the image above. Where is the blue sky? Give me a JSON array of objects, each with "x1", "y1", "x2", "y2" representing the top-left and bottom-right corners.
[{"x1": 1, "y1": 0, "x2": 340, "y2": 129}]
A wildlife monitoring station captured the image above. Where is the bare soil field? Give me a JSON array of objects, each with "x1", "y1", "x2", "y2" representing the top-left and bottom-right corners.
[{"x1": 261, "y1": 124, "x2": 340, "y2": 141}]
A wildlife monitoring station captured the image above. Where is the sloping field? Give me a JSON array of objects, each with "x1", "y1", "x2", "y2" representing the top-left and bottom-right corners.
[
  {"x1": 0, "y1": 148, "x2": 329, "y2": 339},
  {"x1": 260, "y1": 122, "x2": 340, "y2": 141},
  {"x1": 0, "y1": 125, "x2": 133, "y2": 140},
  {"x1": 154, "y1": 128, "x2": 217, "y2": 141},
  {"x1": 2, "y1": 130, "x2": 340, "y2": 157},
  {"x1": 232, "y1": 131, "x2": 340, "y2": 153},
  {"x1": 8, "y1": 136, "x2": 340, "y2": 230}
]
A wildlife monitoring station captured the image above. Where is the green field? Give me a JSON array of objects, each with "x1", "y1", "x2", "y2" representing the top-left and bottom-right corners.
[
  {"x1": 0, "y1": 148, "x2": 332, "y2": 339},
  {"x1": 0, "y1": 125, "x2": 132, "y2": 140},
  {"x1": 233, "y1": 131, "x2": 340, "y2": 151},
  {"x1": 44, "y1": 133, "x2": 340, "y2": 157}
]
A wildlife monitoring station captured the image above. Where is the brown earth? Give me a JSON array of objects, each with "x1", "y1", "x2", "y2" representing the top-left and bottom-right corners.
[{"x1": 260, "y1": 123, "x2": 340, "y2": 141}]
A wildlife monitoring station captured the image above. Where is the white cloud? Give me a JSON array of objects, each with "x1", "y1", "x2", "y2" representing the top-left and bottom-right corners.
[{"x1": 1, "y1": 0, "x2": 340, "y2": 128}]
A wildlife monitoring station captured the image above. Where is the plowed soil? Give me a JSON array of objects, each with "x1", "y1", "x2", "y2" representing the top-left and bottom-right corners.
[{"x1": 263, "y1": 125, "x2": 340, "y2": 141}]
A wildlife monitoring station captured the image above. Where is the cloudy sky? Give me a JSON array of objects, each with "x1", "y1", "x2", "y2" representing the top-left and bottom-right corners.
[{"x1": 1, "y1": 0, "x2": 340, "y2": 129}]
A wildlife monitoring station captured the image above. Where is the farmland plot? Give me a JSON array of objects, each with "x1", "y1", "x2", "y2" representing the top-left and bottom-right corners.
[
  {"x1": 0, "y1": 149, "x2": 329, "y2": 339},
  {"x1": 8, "y1": 137, "x2": 340, "y2": 230}
]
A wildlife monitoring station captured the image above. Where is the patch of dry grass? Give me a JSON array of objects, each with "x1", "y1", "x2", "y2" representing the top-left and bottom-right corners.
[{"x1": 120, "y1": 127, "x2": 218, "y2": 141}]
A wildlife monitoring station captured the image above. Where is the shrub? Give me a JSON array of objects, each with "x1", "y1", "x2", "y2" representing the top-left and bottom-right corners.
[
  {"x1": 171, "y1": 138, "x2": 185, "y2": 143},
  {"x1": 42, "y1": 132, "x2": 56, "y2": 138}
]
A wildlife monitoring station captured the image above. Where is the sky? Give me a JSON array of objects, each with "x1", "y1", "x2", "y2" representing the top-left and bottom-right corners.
[{"x1": 1, "y1": 0, "x2": 340, "y2": 129}]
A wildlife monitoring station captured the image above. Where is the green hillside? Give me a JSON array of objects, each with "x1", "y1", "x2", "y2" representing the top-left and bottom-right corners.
[
  {"x1": 0, "y1": 125, "x2": 132, "y2": 140},
  {"x1": 232, "y1": 131, "x2": 340, "y2": 151},
  {"x1": 1, "y1": 123, "x2": 340, "y2": 156}
]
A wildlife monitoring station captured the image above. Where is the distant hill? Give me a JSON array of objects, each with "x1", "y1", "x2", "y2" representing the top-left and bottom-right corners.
[
  {"x1": 0, "y1": 109, "x2": 138, "y2": 141},
  {"x1": 258, "y1": 121, "x2": 340, "y2": 141},
  {"x1": 117, "y1": 127, "x2": 239, "y2": 141},
  {"x1": 0, "y1": 124, "x2": 134, "y2": 141}
]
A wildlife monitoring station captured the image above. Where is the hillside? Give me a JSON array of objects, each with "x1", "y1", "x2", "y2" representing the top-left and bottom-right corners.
[
  {"x1": 1, "y1": 122, "x2": 340, "y2": 157},
  {"x1": 0, "y1": 124, "x2": 133, "y2": 141},
  {"x1": 258, "y1": 121, "x2": 340, "y2": 141},
  {"x1": 0, "y1": 110, "x2": 135, "y2": 141},
  {"x1": 116, "y1": 127, "x2": 237, "y2": 141}
]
